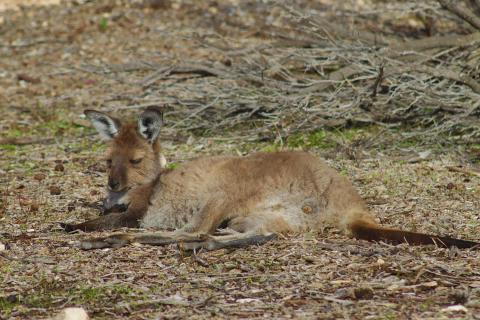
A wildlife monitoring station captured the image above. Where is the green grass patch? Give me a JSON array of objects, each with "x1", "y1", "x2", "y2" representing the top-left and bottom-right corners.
[
  {"x1": 39, "y1": 119, "x2": 89, "y2": 137},
  {"x1": 3, "y1": 105, "x2": 92, "y2": 142},
  {"x1": 24, "y1": 294, "x2": 54, "y2": 309},
  {"x1": 0, "y1": 144, "x2": 17, "y2": 152},
  {"x1": 74, "y1": 284, "x2": 140, "y2": 304},
  {"x1": 260, "y1": 126, "x2": 380, "y2": 152},
  {"x1": 165, "y1": 162, "x2": 180, "y2": 170},
  {"x1": 0, "y1": 288, "x2": 55, "y2": 315},
  {"x1": 78, "y1": 287, "x2": 105, "y2": 302},
  {"x1": 397, "y1": 137, "x2": 423, "y2": 148},
  {"x1": 260, "y1": 143, "x2": 282, "y2": 153},
  {"x1": 0, "y1": 296, "x2": 20, "y2": 314},
  {"x1": 287, "y1": 130, "x2": 334, "y2": 149},
  {"x1": 99, "y1": 16, "x2": 109, "y2": 31},
  {"x1": 0, "y1": 283, "x2": 141, "y2": 317},
  {"x1": 378, "y1": 311, "x2": 397, "y2": 320},
  {"x1": 471, "y1": 144, "x2": 480, "y2": 150}
]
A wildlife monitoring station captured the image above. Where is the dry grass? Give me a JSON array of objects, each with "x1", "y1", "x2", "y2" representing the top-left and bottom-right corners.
[{"x1": 1, "y1": 0, "x2": 480, "y2": 319}]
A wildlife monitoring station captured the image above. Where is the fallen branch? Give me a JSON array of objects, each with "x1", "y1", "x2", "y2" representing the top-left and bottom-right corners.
[
  {"x1": 296, "y1": 31, "x2": 480, "y2": 94},
  {"x1": 0, "y1": 137, "x2": 55, "y2": 146},
  {"x1": 389, "y1": 32, "x2": 480, "y2": 52},
  {"x1": 469, "y1": 0, "x2": 480, "y2": 17},
  {"x1": 80, "y1": 0, "x2": 480, "y2": 146},
  {"x1": 438, "y1": 0, "x2": 480, "y2": 30},
  {"x1": 370, "y1": 65, "x2": 384, "y2": 98},
  {"x1": 413, "y1": 65, "x2": 480, "y2": 94},
  {"x1": 295, "y1": 65, "x2": 363, "y2": 93}
]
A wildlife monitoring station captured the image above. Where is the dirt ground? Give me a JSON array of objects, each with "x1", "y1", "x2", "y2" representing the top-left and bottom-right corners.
[
  {"x1": 0, "y1": 0, "x2": 60, "y2": 13},
  {"x1": 1, "y1": 0, "x2": 480, "y2": 319}
]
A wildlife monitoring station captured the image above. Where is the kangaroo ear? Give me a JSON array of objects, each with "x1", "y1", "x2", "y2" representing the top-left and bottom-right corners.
[
  {"x1": 138, "y1": 106, "x2": 163, "y2": 144},
  {"x1": 84, "y1": 110, "x2": 121, "y2": 140}
]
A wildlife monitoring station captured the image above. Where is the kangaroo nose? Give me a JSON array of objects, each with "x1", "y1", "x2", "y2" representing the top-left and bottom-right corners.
[{"x1": 108, "y1": 178, "x2": 120, "y2": 191}]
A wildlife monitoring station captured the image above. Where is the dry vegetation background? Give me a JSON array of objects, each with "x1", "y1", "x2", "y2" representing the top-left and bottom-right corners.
[{"x1": 1, "y1": 0, "x2": 480, "y2": 319}]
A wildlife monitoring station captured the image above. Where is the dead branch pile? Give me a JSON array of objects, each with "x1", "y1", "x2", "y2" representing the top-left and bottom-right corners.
[{"x1": 85, "y1": 0, "x2": 480, "y2": 144}]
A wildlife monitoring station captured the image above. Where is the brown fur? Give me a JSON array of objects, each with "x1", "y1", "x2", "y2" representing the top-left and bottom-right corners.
[
  {"x1": 105, "y1": 123, "x2": 162, "y2": 191},
  {"x1": 64, "y1": 109, "x2": 479, "y2": 250}
]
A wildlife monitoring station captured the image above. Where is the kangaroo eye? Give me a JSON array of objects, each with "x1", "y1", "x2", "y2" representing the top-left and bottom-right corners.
[
  {"x1": 130, "y1": 158, "x2": 143, "y2": 165},
  {"x1": 106, "y1": 159, "x2": 112, "y2": 167}
]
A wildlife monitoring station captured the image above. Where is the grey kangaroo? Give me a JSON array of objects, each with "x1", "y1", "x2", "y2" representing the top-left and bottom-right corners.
[{"x1": 62, "y1": 107, "x2": 480, "y2": 251}]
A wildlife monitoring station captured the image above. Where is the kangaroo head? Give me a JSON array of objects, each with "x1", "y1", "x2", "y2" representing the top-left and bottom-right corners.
[{"x1": 85, "y1": 107, "x2": 164, "y2": 192}]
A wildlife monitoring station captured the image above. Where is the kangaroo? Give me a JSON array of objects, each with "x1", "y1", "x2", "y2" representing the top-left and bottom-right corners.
[{"x1": 62, "y1": 107, "x2": 479, "y2": 251}]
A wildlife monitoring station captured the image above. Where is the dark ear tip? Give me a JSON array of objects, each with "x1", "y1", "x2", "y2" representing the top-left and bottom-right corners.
[
  {"x1": 145, "y1": 105, "x2": 164, "y2": 114},
  {"x1": 84, "y1": 109, "x2": 97, "y2": 117}
]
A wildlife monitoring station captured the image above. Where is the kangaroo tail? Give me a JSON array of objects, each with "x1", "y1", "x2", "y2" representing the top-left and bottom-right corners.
[{"x1": 349, "y1": 220, "x2": 479, "y2": 249}]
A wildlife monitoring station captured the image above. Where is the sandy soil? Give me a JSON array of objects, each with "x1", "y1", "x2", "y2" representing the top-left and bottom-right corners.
[{"x1": 0, "y1": 0, "x2": 61, "y2": 12}]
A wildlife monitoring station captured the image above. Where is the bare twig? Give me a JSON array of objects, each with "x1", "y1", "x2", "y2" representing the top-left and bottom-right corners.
[
  {"x1": 413, "y1": 65, "x2": 480, "y2": 94},
  {"x1": 71, "y1": 0, "x2": 480, "y2": 145},
  {"x1": 0, "y1": 137, "x2": 55, "y2": 145},
  {"x1": 446, "y1": 165, "x2": 480, "y2": 177},
  {"x1": 371, "y1": 65, "x2": 384, "y2": 98},
  {"x1": 438, "y1": 0, "x2": 480, "y2": 30},
  {"x1": 389, "y1": 32, "x2": 480, "y2": 51},
  {"x1": 468, "y1": 0, "x2": 480, "y2": 17}
]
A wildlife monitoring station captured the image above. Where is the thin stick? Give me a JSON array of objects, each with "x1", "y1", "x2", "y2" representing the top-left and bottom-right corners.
[{"x1": 438, "y1": 0, "x2": 480, "y2": 30}]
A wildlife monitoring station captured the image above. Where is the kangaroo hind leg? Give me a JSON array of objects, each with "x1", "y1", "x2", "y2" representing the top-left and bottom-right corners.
[
  {"x1": 180, "y1": 213, "x2": 293, "y2": 251},
  {"x1": 79, "y1": 213, "x2": 283, "y2": 251},
  {"x1": 181, "y1": 232, "x2": 277, "y2": 251},
  {"x1": 80, "y1": 230, "x2": 186, "y2": 250},
  {"x1": 79, "y1": 230, "x2": 276, "y2": 251}
]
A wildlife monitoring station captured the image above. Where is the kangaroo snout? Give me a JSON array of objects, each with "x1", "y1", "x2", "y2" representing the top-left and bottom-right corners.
[{"x1": 108, "y1": 177, "x2": 121, "y2": 191}]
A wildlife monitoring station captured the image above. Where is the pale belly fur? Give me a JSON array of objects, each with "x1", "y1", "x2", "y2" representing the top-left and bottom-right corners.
[{"x1": 140, "y1": 191, "x2": 325, "y2": 233}]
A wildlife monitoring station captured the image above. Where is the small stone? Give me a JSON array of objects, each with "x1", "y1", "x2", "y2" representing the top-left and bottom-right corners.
[
  {"x1": 30, "y1": 203, "x2": 40, "y2": 212},
  {"x1": 0, "y1": 242, "x2": 6, "y2": 251},
  {"x1": 353, "y1": 287, "x2": 374, "y2": 300},
  {"x1": 17, "y1": 73, "x2": 41, "y2": 84},
  {"x1": 34, "y1": 173, "x2": 46, "y2": 181},
  {"x1": 441, "y1": 305, "x2": 468, "y2": 313},
  {"x1": 302, "y1": 205, "x2": 313, "y2": 214},
  {"x1": 53, "y1": 307, "x2": 89, "y2": 320},
  {"x1": 446, "y1": 182, "x2": 456, "y2": 190},
  {"x1": 303, "y1": 256, "x2": 316, "y2": 264},
  {"x1": 49, "y1": 186, "x2": 61, "y2": 195}
]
